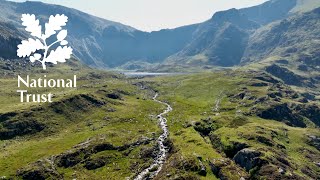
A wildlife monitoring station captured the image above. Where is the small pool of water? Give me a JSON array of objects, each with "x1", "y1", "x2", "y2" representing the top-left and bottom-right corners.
[{"x1": 120, "y1": 72, "x2": 183, "y2": 77}]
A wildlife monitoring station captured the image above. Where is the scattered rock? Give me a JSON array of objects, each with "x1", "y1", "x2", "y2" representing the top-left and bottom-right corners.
[
  {"x1": 17, "y1": 159, "x2": 62, "y2": 180},
  {"x1": 209, "y1": 158, "x2": 248, "y2": 180},
  {"x1": 253, "y1": 164, "x2": 302, "y2": 179},
  {"x1": 139, "y1": 145, "x2": 158, "y2": 159},
  {"x1": 306, "y1": 135, "x2": 320, "y2": 151},
  {"x1": 301, "y1": 166, "x2": 319, "y2": 179}
]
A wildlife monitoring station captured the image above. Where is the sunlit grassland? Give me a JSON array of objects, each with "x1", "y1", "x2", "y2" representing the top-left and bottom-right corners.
[
  {"x1": 0, "y1": 63, "x2": 165, "y2": 178},
  {"x1": 144, "y1": 71, "x2": 320, "y2": 179}
]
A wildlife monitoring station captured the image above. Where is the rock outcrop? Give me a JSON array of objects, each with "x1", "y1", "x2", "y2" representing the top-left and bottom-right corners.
[{"x1": 233, "y1": 148, "x2": 265, "y2": 171}]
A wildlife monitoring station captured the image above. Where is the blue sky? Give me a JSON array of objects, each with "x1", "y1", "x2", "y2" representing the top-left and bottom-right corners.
[{"x1": 10, "y1": 0, "x2": 268, "y2": 32}]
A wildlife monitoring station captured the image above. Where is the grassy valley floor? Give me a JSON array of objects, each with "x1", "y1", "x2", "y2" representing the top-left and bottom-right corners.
[{"x1": 0, "y1": 61, "x2": 319, "y2": 179}]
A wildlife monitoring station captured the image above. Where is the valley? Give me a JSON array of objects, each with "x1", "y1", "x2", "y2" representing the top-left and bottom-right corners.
[
  {"x1": 0, "y1": 0, "x2": 319, "y2": 179},
  {"x1": 0, "y1": 59, "x2": 319, "y2": 179}
]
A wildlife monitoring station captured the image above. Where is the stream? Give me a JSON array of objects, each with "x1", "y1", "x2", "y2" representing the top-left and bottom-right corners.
[{"x1": 134, "y1": 93, "x2": 172, "y2": 180}]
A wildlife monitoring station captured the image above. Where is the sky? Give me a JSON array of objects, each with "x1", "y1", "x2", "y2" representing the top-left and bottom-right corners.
[{"x1": 10, "y1": 0, "x2": 269, "y2": 32}]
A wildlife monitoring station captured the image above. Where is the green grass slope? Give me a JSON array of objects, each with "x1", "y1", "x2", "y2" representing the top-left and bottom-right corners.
[
  {"x1": 142, "y1": 71, "x2": 320, "y2": 179},
  {"x1": 0, "y1": 59, "x2": 164, "y2": 179},
  {"x1": 1, "y1": 59, "x2": 319, "y2": 179}
]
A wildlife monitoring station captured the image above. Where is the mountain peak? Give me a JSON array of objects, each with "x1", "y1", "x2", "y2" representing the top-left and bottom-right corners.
[
  {"x1": 240, "y1": 0, "x2": 297, "y2": 25},
  {"x1": 209, "y1": 8, "x2": 258, "y2": 30},
  {"x1": 211, "y1": 8, "x2": 243, "y2": 23}
]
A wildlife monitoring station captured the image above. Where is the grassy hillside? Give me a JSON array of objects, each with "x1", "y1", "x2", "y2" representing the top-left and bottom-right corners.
[
  {"x1": 143, "y1": 71, "x2": 320, "y2": 179},
  {"x1": 0, "y1": 59, "x2": 164, "y2": 179},
  {"x1": 0, "y1": 59, "x2": 319, "y2": 179}
]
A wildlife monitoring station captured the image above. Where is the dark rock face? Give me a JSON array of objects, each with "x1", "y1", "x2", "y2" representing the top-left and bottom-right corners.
[
  {"x1": 106, "y1": 93, "x2": 122, "y2": 100},
  {"x1": 255, "y1": 101, "x2": 320, "y2": 128},
  {"x1": 0, "y1": 1, "x2": 198, "y2": 68},
  {"x1": 253, "y1": 73, "x2": 280, "y2": 84},
  {"x1": 80, "y1": 94, "x2": 106, "y2": 106},
  {"x1": 240, "y1": 0, "x2": 297, "y2": 25},
  {"x1": 92, "y1": 143, "x2": 117, "y2": 153},
  {"x1": 55, "y1": 142, "x2": 117, "y2": 168},
  {"x1": 242, "y1": 7, "x2": 320, "y2": 67},
  {"x1": 17, "y1": 159, "x2": 62, "y2": 180},
  {"x1": 307, "y1": 135, "x2": 320, "y2": 151},
  {"x1": 0, "y1": 119, "x2": 45, "y2": 140},
  {"x1": 174, "y1": 8, "x2": 258, "y2": 67},
  {"x1": 294, "y1": 104, "x2": 320, "y2": 127},
  {"x1": 233, "y1": 148, "x2": 265, "y2": 171},
  {"x1": 55, "y1": 150, "x2": 88, "y2": 168},
  {"x1": 224, "y1": 142, "x2": 249, "y2": 158},
  {"x1": 298, "y1": 64, "x2": 308, "y2": 71},
  {"x1": 50, "y1": 94, "x2": 105, "y2": 114},
  {"x1": 265, "y1": 64, "x2": 306, "y2": 86},
  {"x1": 19, "y1": 138, "x2": 154, "y2": 178},
  {"x1": 83, "y1": 157, "x2": 108, "y2": 170},
  {"x1": 0, "y1": 112, "x2": 18, "y2": 122},
  {"x1": 193, "y1": 118, "x2": 219, "y2": 136},
  {"x1": 0, "y1": 21, "x2": 25, "y2": 60},
  {"x1": 301, "y1": 93, "x2": 315, "y2": 101},
  {"x1": 139, "y1": 145, "x2": 158, "y2": 159},
  {"x1": 19, "y1": 170, "x2": 47, "y2": 180},
  {"x1": 275, "y1": 59, "x2": 289, "y2": 64},
  {"x1": 256, "y1": 136, "x2": 274, "y2": 147},
  {"x1": 250, "y1": 82, "x2": 269, "y2": 87},
  {"x1": 257, "y1": 103, "x2": 306, "y2": 128}
]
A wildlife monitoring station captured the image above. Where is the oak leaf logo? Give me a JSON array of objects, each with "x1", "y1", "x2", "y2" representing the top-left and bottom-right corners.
[{"x1": 17, "y1": 14, "x2": 73, "y2": 70}]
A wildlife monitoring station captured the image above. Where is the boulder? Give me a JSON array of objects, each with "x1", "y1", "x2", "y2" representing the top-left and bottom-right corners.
[
  {"x1": 83, "y1": 158, "x2": 108, "y2": 170},
  {"x1": 233, "y1": 148, "x2": 264, "y2": 171},
  {"x1": 106, "y1": 93, "x2": 122, "y2": 100}
]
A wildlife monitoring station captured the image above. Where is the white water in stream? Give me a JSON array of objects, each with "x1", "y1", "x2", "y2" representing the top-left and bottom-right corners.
[{"x1": 134, "y1": 93, "x2": 172, "y2": 180}]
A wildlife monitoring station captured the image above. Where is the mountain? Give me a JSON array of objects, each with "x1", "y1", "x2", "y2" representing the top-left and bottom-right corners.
[
  {"x1": 240, "y1": 7, "x2": 320, "y2": 88},
  {"x1": 0, "y1": 0, "x2": 320, "y2": 70},
  {"x1": 164, "y1": 0, "x2": 320, "y2": 68},
  {"x1": 0, "y1": 0, "x2": 197, "y2": 68},
  {"x1": 242, "y1": 7, "x2": 320, "y2": 66},
  {"x1": 165, "y1": 8, "x2": 259, "y2": 67},
  {"x1": 0, "y1": 21, "x2": 24, "y2": 59},
  {"x1": 240, "y1": 0, "x2": 297, "y2": 25}
]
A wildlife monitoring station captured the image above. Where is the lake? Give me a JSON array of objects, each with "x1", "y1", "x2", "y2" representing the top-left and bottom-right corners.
[{"x1": 120, "y1": 72, "x2": 183, "y2": 77}]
